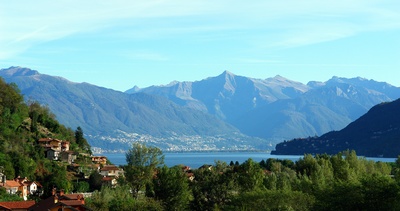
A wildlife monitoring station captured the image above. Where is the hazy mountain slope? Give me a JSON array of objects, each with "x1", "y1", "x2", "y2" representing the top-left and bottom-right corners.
[
  {"x1": 128, "y1": 71, "x2": 310, "y2": 122},
  {"x1": 234, "y1": 78, "x2": 398, "y2": 141},
  {"x1": 233, "y1": 97, "x2": 353, "y2": 141},
  {"x1": 0, "y1": 67, "x2": 268, "y2": 152},
  {"x1": 131, "y1": 72, "x2": 400, "y2": 144},
  {"x1": 272, "y1": 98, "x2": 400, "y2": 157}
]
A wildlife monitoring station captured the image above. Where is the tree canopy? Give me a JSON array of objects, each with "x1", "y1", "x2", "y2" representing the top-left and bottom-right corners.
[{"x1": 124, "y1": 142, "x2": 164, "y2": 198}]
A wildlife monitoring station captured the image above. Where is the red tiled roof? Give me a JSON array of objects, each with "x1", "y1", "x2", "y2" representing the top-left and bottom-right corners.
[
  {"x1": 62, "y1": 194, "x2": 84, "y2": 200},
  {"x1": 29, "y1": 194, "x2": 86, "y2": 211},
  {"x1": 0, "y1": 180, "x2": 21, "y2": 188},
  {"x1": 102, "y1": 176, "x2": 114, "y2": 181},
  {"x1": 60, "y1": 200, "x2": 84, "y2": 206},
  {"x1": 0, "y1": 200, "x2": 36, "y2": 209}
]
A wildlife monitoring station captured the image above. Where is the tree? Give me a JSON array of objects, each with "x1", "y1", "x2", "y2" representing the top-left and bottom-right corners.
[
  {"x1": 153, "y1": 165, "x2": 191, "y2": 210},
  {"x1": 360, "y1": 175, "x2": 400, "y2": 210},
  {"x1": 0, "y1": 188, "x2": 23, "y2": 202},
  {"x1": 75, "y1": 127, "x2": 91, "y2": 154},
  {"x1": 125, "y1": 142, "x2": 164, "y2": 198},
  {"x1": 237, "y1": 158, "x2": 264, "y2": 192},
  {"x1": 190, "y1": 161, "x2": 236, "y2": 210},
  {"x1": 42, "y1": 163, "x2": 72, "y2": 197},
  {"x1": 87, "y1": 185, "x2": 163, "y2": 211},
  {"x1": 88, "y1": 171, "x2": 103, "y2": 191},
  {"x1": 73, "y1": 181, "x2": 90, "y2": 193},
  {"x1": 227, "y1": 189, "x2": 315, "y2": 211}
]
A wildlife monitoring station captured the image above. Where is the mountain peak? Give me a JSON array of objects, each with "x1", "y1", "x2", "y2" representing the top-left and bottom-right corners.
[
  {"x1": 307, "y1": 81, "x2": 325, "y2": 88},
  {"x1": 272, "y1": 75, "x2": 289, "y2": 81},
  {"x1": 1, "y1": 66, "x2": 39, "y2": 77},
  {"x1": 219, "y1": 70, "x2": 236, "y2": 78},
  {"x1": 125, "y1": 85, "x2": 141, "y2": 93}
]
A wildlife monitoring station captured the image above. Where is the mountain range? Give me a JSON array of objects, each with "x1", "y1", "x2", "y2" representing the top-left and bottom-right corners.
[
  {"x1": 1, "y1": 66, "x2": 400, "y2": 153},
  {"x1": 0, "y1": 67, "x2": 268, "y2": 152},
  {"x1": 130, "y1": 71, "x2": 400, "y2": 142},
  {"x1": 272, "y1": 98, "x2": 400, "y2": 157}
]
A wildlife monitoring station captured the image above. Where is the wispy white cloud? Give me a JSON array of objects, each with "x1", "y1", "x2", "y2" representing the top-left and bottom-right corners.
[{"x1": 1, "y1": 0, "x2": 400, "y2": 59}]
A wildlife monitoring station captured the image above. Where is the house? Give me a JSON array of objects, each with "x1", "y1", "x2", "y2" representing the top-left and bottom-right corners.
[
  {"x1": 38, "y1": 138, "x2": 62, "y2": 151},
  {"x1": 91, "y1": 156, "x2": 107, "y2": 165},
  {"x1": 182, "y1": 166, "x2": 191, "y2": 172},
  {"x1": 39, "y1": 138, "x2": 70, "y2": 161},
  {"x1": 13, "y1": 177, "x2": 42, "y2": 199},
  {"x1": 101, "y1": 176, "x2": 117, "y2": 188},
  {"x1": 0, "y1": 179, "x2": 21, "y2": 195},
  {"x1": 61, "y1": 141, "x2": 70, "y2": 152},
  {"x1": 14, "y1": 178, "x2": 28, "y2": 200},
  {"x1": 60, "y1": 151, "x2": 78, "y2": 164},
  {"x1": 0, "y1": 201, "x2": 36, "y2": 211},
  {"x1": 26, "y1": 181, "x2": 41, "y2": 196},
  {"x1": 186, "y1": 172, "x2": 195, "y2": 182},
  {"x1": 99, "y1": 165, "x2": 122, "y2": 177},
  {"x1": 45, "y1": 148, "x2": 60, "y2": 161},
  {"x1": 0, "y1": 176, "x2": 43, "y2": 200},
  {"x1": 28, "y1": 189, "x2": 92, "y2": 211},
  {"x1": 199, "y1": 164, "x2": 213, "y2": 171}
]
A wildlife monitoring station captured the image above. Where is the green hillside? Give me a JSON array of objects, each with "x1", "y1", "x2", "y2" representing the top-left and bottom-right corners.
[
  {"x1": 272, "y1": 98, "x2": 400, "y2": 157},
  {"x1": 0, "y1": 77, "x2": 91, "y2": 199}
]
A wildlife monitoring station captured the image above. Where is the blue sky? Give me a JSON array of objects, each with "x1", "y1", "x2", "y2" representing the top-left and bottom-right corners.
[{"x1": 1, "y1": 1, "x2": 399, "y2": 91}]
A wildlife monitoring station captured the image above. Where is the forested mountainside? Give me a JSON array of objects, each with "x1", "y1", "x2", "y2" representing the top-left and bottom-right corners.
[
  {"x1": 0, "y1": 67, "x2": 269, "y2": 152},
  {"x1": 272, "y1": 98, "x2": 400, "y2": 157},
  {"x1": 0, "y1": 77, "x2": 92, "y2": 197},
  {"x1": 2, "y1": 66, "x2": 400, "y2": 152}
]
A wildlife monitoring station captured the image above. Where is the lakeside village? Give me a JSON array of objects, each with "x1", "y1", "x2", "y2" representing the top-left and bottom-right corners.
[
  {"x1": 0, "y1": 137, "x2": 113, "y2": 210},
  {"x1": 0, "y1": 137, "x2": 194, "y2": 210}
]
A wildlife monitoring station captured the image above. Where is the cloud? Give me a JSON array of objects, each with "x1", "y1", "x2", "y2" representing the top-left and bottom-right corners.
[{"x1": 1, "y1": 0, "x2": 400, "y2": 59}]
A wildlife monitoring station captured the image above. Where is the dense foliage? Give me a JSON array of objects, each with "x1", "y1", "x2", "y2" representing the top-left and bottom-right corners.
[
  {"x1": 89, "y1": 143, "x2": 400, "y2": 211},
  {"x1": 273, "y1": 98, "x2": 400, "y2": 157},
  {"x1": 2, "y1": 78, "x2": 400, "y2": 210},
  {"x1": 0, "y1": 78, "x2": 92, "y2": 200}
]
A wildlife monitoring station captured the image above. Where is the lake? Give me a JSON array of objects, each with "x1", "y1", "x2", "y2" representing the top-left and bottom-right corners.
[{"x1": 101, "y1": 152, "x2": 397, "y2": 168}]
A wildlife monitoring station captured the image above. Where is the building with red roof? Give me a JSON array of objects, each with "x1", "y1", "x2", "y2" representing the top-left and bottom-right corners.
[
  {"x1": 28, "y1": 189, "x2": 91, "y2": 211},
  {"x1": 0, "y1": 201, "x2": 35, "y2": 211}
]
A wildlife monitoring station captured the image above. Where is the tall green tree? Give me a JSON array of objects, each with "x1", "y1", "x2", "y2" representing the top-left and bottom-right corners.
[
  {"x1": 75, "y1": 126, "x2": 91, "y2": 154},
  {"x1": 153, "y1": 165, "x2": 192, "y2": 210},
  {"x1": 237, "y1": 158, "x2": 264, "y2": 192},
  {"x1": 190, "y1": 161, "x2": 236, "y2": 210},
  {"x1": 88, "y1": 171, "x2": 103, "y2": 191},
  {"x1": 125, "y1": 142, "x2": 164, "y2": 198}
]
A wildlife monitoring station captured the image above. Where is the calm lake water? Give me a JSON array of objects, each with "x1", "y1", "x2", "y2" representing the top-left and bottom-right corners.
[{"x1": 101, "y1": 152, "x2": 396, "y2": 168}]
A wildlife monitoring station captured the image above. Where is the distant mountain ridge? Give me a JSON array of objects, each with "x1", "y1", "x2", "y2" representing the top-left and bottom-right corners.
[
  {"x1": 2, "y1": 66, "x2": 400, "y2": 152},
  {"x1": 0, "y1": 67, "x2": 267, "y2": 152},
  {"x1": 272, "y1": 98, "x2": 400, "y2": 157},
  {"x1": 129, "y1": 71, "x2": 400, "y2": 143},
  {"x1": 128, "y1": 71, "x2": 310, "y2": 122}
]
